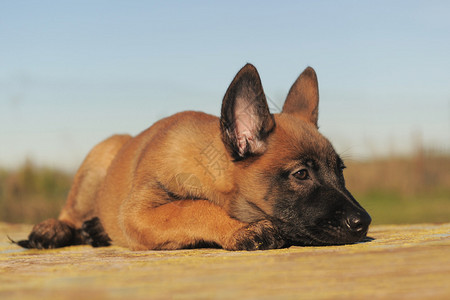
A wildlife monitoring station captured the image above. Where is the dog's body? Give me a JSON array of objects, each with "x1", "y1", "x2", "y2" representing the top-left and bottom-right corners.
[{"x1": 18, "y1": 64, "x2": 371, "y2": 250}]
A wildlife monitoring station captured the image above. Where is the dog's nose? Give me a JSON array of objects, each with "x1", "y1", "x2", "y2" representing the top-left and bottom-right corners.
[{"x1": 345, "y1": 212, "x2": 371, "y2": 233}]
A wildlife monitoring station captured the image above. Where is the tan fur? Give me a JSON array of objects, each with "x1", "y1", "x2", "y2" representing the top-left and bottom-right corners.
[
  {"x1": 58, "y1": 134, "x2": 132, "y2": 228},
  {"x1": 93, "y1": 112, "x2": 246, "y2": 249}
]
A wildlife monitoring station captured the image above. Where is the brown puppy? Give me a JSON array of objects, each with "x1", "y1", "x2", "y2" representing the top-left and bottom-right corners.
[{"x1": 17, "y1": 64, "x2": 371, "y2": 250}]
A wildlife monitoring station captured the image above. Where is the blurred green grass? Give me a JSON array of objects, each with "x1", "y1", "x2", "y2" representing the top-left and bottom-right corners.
[
  {"x1": 355, "y1": 191, "x2": 449, "y2": 225},
  {"x1": 345, "y1": 151, "x2": 450, "y2": 225},
  {"x1": 0, "y1": 151, "x2": 449, "y2": 225},
  {"x1": 0, "y1": 161, "x2": 72, "y2": 224}
]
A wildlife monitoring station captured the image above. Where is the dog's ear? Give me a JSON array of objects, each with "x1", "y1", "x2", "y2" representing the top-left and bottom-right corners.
[
  {"x1": 220, "y1": 64, "x2": 275, "y2": 160},
  {"x1": 282, "y1": 67, "x2": 319, "y2": 127}
]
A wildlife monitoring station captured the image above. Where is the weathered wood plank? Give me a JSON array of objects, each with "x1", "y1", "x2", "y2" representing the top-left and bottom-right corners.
[{"x1": 1, "y1": 223, "x2": 449, "y2": 299}]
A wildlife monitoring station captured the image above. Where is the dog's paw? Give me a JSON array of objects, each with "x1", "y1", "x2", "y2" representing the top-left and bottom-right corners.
[
  {"x1": 228, "y1": 220, "x2": 285, "y2": 251},
  {"x1": 14, "y1": 219, "x2": 78, "y2": 249},
  {"x1": 81, "y1": 217, "x2": 111, "y2": 247}
]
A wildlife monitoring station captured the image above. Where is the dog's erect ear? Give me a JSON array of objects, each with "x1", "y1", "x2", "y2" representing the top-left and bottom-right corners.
[
  {"x1": 220, "y1": 64, "x2": 275, "y2": 160},
  {"x1": 282, "y1": 67, "x2": 319, "y2": 127}
]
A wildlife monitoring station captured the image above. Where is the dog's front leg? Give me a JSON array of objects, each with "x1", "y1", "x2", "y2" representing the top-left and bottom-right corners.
[
  {"x1": 119, "y1": 199, "x2": 285, "y2": 251},
  {"x1": 230, "y1": 219, "x2": 286, "y2": 250}
]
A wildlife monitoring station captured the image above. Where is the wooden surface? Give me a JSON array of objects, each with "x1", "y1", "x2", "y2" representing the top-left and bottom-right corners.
[{"x1": 1, "y1": 222, "x2": 449, "y2": 299}]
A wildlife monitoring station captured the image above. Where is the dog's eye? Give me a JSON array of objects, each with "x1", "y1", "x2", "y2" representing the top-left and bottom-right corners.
[{"x1": 293, "y1": 169, "x2": 310, "y2": 180}]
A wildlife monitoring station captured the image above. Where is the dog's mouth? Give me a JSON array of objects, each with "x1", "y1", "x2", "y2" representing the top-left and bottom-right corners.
[
  {"x1": 289, "y1": 230, "x2": 369, "y2": 247},
  {"x1": 277, "y1": 221, "x2": 370, "y2": 247}
]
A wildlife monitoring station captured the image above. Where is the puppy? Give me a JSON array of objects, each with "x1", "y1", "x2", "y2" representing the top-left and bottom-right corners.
[{"x1": 17, "y1": 64, "x2": 371, "y2": 250}]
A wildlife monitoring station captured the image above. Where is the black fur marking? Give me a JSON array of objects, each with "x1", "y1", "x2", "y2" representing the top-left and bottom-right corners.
[
  {"x1": 81, "y1": 217, "x2": 111, "y2": 247},
  {"x1": 8, "y1": 235, "x2": 32, "y2": 249},
  {"x1": 220, "y1": 64, "x2": 275, "y2": 160},
  {"x1": 263, "y1": 157, "x2": 372, "y2": 247},
  {"x1": 183, "y1": 240, "x2": 221, "y2": 249},
  {"x1": 11, "y1": 219, "x2": 83, "y2": 249},
  {"x1": 233, "y1": 220, "x2": 285, "y2": 251}
]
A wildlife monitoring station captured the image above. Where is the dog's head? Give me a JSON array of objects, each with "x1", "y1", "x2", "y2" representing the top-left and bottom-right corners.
[{"x1": 220, "y1": 64, "x2": 371, "y2": 246}]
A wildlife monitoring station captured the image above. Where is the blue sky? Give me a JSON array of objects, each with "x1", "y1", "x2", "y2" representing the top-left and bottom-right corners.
[{"x1": 1, "y1": 1, "x2": 449, "y2": 171}]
